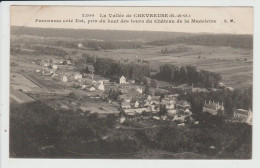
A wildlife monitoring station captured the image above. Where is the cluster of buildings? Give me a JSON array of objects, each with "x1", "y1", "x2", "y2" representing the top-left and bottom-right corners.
[
  {"x1": 118, "y1": 87, "x2": 194, "y2": 125},
  {"x1": 202, "y1": 100, "x2": 252, "y2": 125},
  {"x1": 34, "y1": 58, "x2": 252, "y2": 126}
]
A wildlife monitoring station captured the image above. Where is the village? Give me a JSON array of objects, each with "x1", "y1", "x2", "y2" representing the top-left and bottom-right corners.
[{"x1": 10, "y1": 54, "x2": 252, "y2": 128}]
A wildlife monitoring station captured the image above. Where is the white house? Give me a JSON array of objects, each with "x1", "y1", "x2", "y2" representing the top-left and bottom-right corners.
[
  {"x1": 134, "y1": 101, "x2": 139, "y2": 108},
  {"x1": 120, "y1": 117, "x2": 126, "y2": 123},
  {"x1": 184, "y1": 109, "x2": 192, "y2": 115},
  {"x1": 167, "y1": 109, "x2": 177, "y2": 115},
  {"x1": 119, "y1": 76, "x2": 126, "y2": 84},
  {"x1": 89, "y1": 86, "x2": 96, "y2": 91},
  {"x1": 122, "y1": 102, "x2": 131, "y2": 109},
  {"x1": 74, "y1": 73, "x2": 82, "y2": 80},
  {"x1": 226, "y1": 87, "x2": 234, "y2": 91},
  {"x1": 52, "y1": 65, "x2": 58, "y2": 70},
  {"x1": 61, "y1": 76, "x2": 68, "y2": 82},
  {"x1": 51, "y1": 73, "x2": 58, "y2": 78},
  {"x1": 234, "y1": 109, "x2": 252, "y2": 124},
  {"x1": 49, "y1": 71, "x2": 54, "y2": 75},
  {"x1": 98, "y1": 83, "x2": 105, "y2": 91},
  {"x1": 81, "y1": 85, "x2": 87, "y2": 89},
  {"x1": 43, "y1": 62, "x2": 49, "y2": 67},
  {"x1": 166, "y1": 104, "x2": 175, "y2": 110},
  {"x1": 35, "y1": 69, "x2": 41, "y2": 73},
  {"x1": 136, "y1": 87, "x2": 143, "y2": 94},
  {"x1": 203, "y1": 101, "x2": 224, "y2": 115},
  {"x1": 147, "y1": 95, "x2": 152, "y2": 101}
]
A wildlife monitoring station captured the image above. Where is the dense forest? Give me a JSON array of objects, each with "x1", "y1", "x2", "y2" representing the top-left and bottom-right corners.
[
  {"x1": 84, "y1": 54, "x2": 222, "y2": 88},
  {"x1": 32, "y1": 46, "x2": 68, "y2": 57},
  {"x1": 90, "y1": 57, "x2": 151, "y2": 79},
  {"x1": 176, "y1": 86, "x2": 253, "y2": 117},
  {"x1": 155, "y1": 64, "x2": 222, "y2": 88},
  {"x1": 149, "y1": 34, "x2": 253, "y2": 49}
]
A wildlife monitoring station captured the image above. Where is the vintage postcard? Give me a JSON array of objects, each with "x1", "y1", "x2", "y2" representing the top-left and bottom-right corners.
[{"x1": 7, "y1": 5, "x2": 253, "y2": 160}]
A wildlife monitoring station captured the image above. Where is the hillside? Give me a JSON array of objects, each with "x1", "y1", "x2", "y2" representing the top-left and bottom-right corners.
[{"x1": 11, "y1": 26, "x2": 253, "y2": 49}]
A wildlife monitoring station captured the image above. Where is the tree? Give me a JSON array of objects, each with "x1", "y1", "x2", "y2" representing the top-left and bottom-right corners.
[
  {"x1": 108, "y1": 88, "x2": 122, "y2": 100},
  {"x1": 143, "y1": 77, "x2": 148, "y2": 85},
  {"x1": 144, "y1": 85, "x2": 150, "y2": 95},
  {"x1": 106, "y1": 114, "x2": 117, "y2": 128},
  {"x1": 49, "y1": 59, "x2": 53, "y2": 64},
  {"x1": 159, "y1": 104, "x2": 167, "y2": 116},
  {"x1": 151, "y1": 79, "x2": 158, "y2": 88}
]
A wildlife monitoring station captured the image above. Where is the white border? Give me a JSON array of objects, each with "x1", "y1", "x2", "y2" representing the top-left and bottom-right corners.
[{"x1": 1, "y1": 1, "x2": 260, "y2": 168}]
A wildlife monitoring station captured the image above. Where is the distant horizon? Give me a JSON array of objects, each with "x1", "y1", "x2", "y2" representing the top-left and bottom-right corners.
[{"x1": 11, "y1": 25, "x2": 253, "y2": 36}]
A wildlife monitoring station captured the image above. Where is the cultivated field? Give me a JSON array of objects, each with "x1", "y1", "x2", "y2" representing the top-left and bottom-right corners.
[{"x1": 72, "y1": 44, "x2": 252, "y2": 89}]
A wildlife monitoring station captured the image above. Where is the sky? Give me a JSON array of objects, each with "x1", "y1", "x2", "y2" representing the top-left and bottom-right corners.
[{"x1": 11, "y1": 6, "x2": 253, "y2": 34}]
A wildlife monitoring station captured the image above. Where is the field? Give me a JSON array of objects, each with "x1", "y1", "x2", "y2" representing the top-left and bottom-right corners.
[
  {"x1": 70, "y1": 44, "x2": 252, "y2": 89},
  {"x1": 11, "y1": 42, "x2": 253, "y2": 89}
]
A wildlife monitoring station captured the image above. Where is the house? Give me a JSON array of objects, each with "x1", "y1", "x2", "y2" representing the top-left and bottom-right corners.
[
  {"x1": 161, "y1": 115, "x2": 168, "y2": 121},
  {"x1": 166, "y1": 94, "x2": 180, "y2": 99},
  {"x1": 146, "y1": 95, "x2": 152, "y2": 101},
  {"x1": 35, "y1": 69, "x2": 41, "y2": 73},
  {"x1": 89, "y1": 86, "x2": 96, "y2": 91},
  {"x1": 67, "y1": 60, "x2": 72, "y2": 65},
  {"x1": 234, "y1": 109, "x2": 252, "y2": 124},
  {"x1": 203, "y1": 100, "x2": 224, "y2": 115},
  {"x1": 148, "y1": 104, "x2": 157, "y2": 112},
  {"x1": 173, "y1": 115, "x2": 186, "y2": 122},
  {"x1": 177, "y1": 123, "x2": 185, "y2": 127},
  {"x1": 59, "y1": 60, "x2": 64, "y2": 64},
  {"x1": 134, "y1": 101, "x2": 139, "y2": 108},
  {"x1": 124, "y1": 108, "x2": 149, "y2": 114},
  {"x1": 219, "y1": 82, "x2": 225, "y2": 88},
  {"x1": 119, "y1": 76, "x2": 126, "y2": 84},
  {"x1": 129, "y1": 80, "x2": 135, "y2": 84},
  {"x1": 117, "y1": 95, "x2": 132, "y2": 102},
  {"x1": 81, "y1": 85, "x2": 87, "y2": 89},
  {"x1": 184, "y1": 109, "x2": 192, "y2": 115},
  {"x1": 74, "y1": 73, "x2": 82, "y2": 80},
  {"x1": 122, "y1": 102, "x2": 131, "y2": 109},
  {"x1": 161, "y1": 98, "x2": 170, "y2": 105},
  {"x1": 166, "y1": 104, "x2": 175, "y2": 110},
  {"x1": 61, "y1": 76, "x2": 68, "y2": 82},
  {"x1": 153, "y1": 116, "x2": 160, "y2": 120},
  {"x1": 143, "y1": 101, "x2": 151, "y2": 107},
  {"x1": 226, "y1": 87, "x2": 234, "y2": 91},
  {"x1": 61, "y1": 104, "x2": 69, "y2": 110},
  {"x1": 43, "y1": 62, "x2": 49, "y2": 67},
  {"x1": 97, "y1": 82, "x2": 105, "y2": 91},
  {"x1": 49, "y1": 70, "x2": 54, "y2": 75},
  {"x1": 52, "y1": 65, "x2": 58, "y2": 70},
  {"x1": 151, "y1": 96, "x2": 161, "y2": 101},
  {"x1": 192, "y1": 87, "x2": 208, "y2": 93},
  {"x1": 136, "y1": 87, "x2": 143, "y2": 94},
  {"x1": 51, "y1": 73, "x2": 58, "y2": 78},
  {"x1": 120, "y1": 116, "x2": 126, "y2": 123},
  {"x1": 167, "y1": 109, "x2": 177, "y2": 115},
  {"x1": 177, "y1": 100, "x2": 191, "y2": 109}
]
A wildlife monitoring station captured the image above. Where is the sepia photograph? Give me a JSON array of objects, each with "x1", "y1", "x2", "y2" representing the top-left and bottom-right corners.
[{"x1": 8, "y1": 6, "x2": 253, "y2": 160}]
